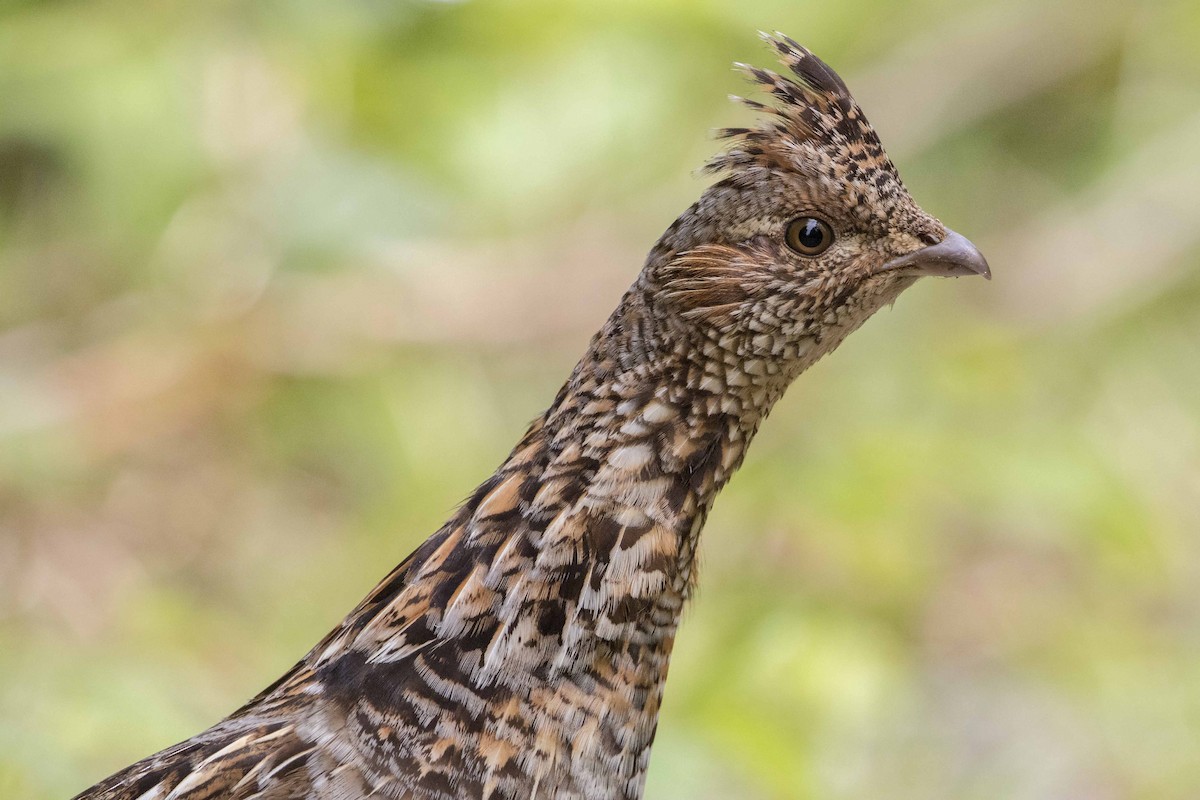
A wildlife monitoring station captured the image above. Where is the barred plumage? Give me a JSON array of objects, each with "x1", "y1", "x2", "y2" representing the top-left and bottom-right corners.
[{"x1": 73, "y1": 33, "x2": 988, "y2": 800}]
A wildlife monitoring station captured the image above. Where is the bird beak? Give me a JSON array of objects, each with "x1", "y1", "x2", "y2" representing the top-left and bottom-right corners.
[{"x1": 879, "y1": 229, "x2": 991, "y2": 280}]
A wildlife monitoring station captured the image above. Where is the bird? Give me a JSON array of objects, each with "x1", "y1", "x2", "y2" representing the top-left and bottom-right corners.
[{"x1": 72, "y1": 33, "x2": 989, "y2": 800}]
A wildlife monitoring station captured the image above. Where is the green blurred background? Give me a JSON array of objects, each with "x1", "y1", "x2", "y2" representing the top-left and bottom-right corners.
[{"x1": 3, "y1": 0, "x2": 1200, "y2": 798}]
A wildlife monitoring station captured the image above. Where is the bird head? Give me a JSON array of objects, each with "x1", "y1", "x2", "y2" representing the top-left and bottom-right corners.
[{"x1": 647, "y1": 33, "x2": 989, "y2": 366}]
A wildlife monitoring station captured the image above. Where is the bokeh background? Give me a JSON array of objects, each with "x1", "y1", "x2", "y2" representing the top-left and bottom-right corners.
[{"x1": 3, "y1": 1, "x2": 1200, "y2": 798}]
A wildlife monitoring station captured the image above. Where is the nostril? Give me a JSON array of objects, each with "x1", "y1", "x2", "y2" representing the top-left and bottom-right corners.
[{"x1": 918, "y1": 230, "x2": 942, "y2": 246}]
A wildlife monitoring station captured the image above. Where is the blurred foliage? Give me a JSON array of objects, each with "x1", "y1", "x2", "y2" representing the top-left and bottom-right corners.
[{"x1": 2, "y1": 0, "x2": 1200, "y2": 798}]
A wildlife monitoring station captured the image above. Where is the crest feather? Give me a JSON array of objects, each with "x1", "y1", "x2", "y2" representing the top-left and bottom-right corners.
[{"x1": 706, "y1": 33, "x2": 895, "y2": 180}]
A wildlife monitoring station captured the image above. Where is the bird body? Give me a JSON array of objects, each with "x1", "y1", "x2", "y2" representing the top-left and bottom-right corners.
[{"x1": 74, "y1": 34, "x2": 989, "y2": 800}]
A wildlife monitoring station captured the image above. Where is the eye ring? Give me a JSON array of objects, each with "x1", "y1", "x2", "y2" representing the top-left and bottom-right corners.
[{"x1": 785, "y1": 217, "x2": 834, "y2": 256}]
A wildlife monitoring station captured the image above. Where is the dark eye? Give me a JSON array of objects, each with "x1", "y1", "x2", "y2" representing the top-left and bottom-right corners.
[{"x1": 785, "y1": 217, "x2": 834, "y2": 256}]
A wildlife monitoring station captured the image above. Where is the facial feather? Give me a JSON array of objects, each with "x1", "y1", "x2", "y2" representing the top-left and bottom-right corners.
[{"x1": 647, "y1": 33, "x2": 957, "y2": 369}]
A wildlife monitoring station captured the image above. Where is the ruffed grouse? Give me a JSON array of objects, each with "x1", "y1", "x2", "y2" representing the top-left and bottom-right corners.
[{"x1": 74, "y1": 34, "x2": 989, "y2": 800}]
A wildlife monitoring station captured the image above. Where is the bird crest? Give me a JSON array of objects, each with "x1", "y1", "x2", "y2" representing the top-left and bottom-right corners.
[{"x1": 708, "y1": 32, "x2": 899, "y2": 189}]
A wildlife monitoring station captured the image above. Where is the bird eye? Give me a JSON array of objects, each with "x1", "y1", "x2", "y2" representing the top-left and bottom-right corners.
[{"x1": 785, "y1": 217, "x2": 834, "y2": 256}]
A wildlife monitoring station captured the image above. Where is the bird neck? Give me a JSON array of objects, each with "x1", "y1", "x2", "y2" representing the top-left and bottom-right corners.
[
  {"x1": 453, "y1": 284, "x2": 798, "y2": 653},
  {"x1": 311, "y1": 284, "x2": 805, "y2": 679}
]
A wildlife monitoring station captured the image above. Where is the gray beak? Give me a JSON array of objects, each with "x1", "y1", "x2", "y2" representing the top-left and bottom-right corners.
[{"x1": 880, "y1": 229, "x2": 991, "y2": 280}]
